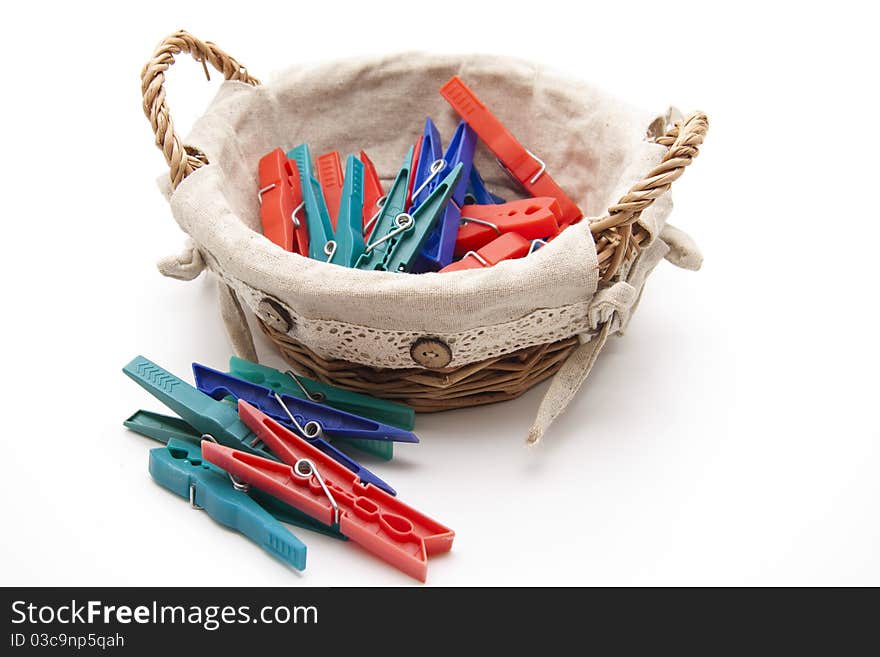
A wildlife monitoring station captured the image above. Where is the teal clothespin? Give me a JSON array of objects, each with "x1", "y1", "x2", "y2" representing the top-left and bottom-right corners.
[
  {"x1": 125, "y1": 409, "x2": 345, "y2": 540},
  {"x1": 122, "y1": 356, "x2": 272, "y2": 460},
  {"x1": 287, "y1": 144, "x2": 335, "y2": 262},
  {"x1": 227, "y1": 357, "x2": 417, "y2": 461},
  {"x1": 356, "y1": 152, "x2": 463, "y2": 273},
  {"x1": 329, "y1": 155, "x2": 365, "y2": 267},
  {"x1": 150, "y1": 439, "x2": 308, "y2": 569}
]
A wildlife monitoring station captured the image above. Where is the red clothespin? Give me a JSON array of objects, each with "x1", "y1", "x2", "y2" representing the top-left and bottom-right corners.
[
  {"x1": 440, "y1": 232, "x2": 531, "y2": 273},
  {"x1": 440, "y1": 76, "x2": 583, "y2": 227},
  {"x1": 405, "y1": 135, "x2": 424, "y2": 210},
  {"x1": 360, "y1": 150, "x2": 385, "y2": 231},
  {"x1": 258, "y1": 149, "x2": 310, "y2": 255},
  {"x1": 202, "y1": 401, "x2": 454, "y2": 582},
  {"x1": 456, "y1": 197, "x2": 562, "y2": 256},
  {"x1": 316, "y1": 151, "x2": 344, "y2": 229}
]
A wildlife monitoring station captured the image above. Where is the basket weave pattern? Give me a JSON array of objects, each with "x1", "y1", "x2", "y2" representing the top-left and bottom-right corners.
[{"x1": 141, "y1": 31, "x2": 708, "y2": 411}]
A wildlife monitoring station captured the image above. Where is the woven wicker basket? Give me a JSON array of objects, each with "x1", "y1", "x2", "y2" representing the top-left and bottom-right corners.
[{"x1": 140, "y1": 31, "x2": 708, "y2": 414}]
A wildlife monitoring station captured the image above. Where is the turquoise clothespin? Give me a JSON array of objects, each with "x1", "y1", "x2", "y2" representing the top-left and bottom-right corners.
[
  {"x1": 287, "y1": 144, "x2": 335, "y2": 262},
  {"x1": 227, "y1": 357, "x2": 417, "y2": 461},
  {"x1": 126, "y1": 410, "x2": 345, "y2": 540},
  {"x1": 328, "y1": 155, "x2": 365, "y2": 267},
  {"x1": 150, "y1": 439, "x2": 308, "y2": 569},
  {"x1": 122, "y1": 356, "x2": 272, "y2": 460},
  {"x1": 356, "y1": 151, "x2": 463, "y2": 273}
]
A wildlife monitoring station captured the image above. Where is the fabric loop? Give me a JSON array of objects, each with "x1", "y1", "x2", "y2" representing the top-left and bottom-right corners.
[
  {"x1": 156, "y1": 240, "x2": 207, "y2": 281},
  {"x1": 660, "y1": 223, "x2": 703, "y2": 271}
]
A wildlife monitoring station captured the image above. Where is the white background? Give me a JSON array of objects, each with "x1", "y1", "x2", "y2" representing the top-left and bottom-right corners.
[{"x1": 0, "y1": 1, "x2": 877, "y2": 586}]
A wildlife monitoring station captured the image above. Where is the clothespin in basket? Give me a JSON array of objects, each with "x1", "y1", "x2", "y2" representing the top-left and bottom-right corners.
[
  {"x1": 202, "y1": 402, "x2": 455, "y2": 582},
  {"x1": 465, "y1": 164, "x2": 506, "y2": 205},
  {"x1": 287, "y1": 144, "x2": 336, "y2": 262},
  {"x1": 440, "y1": 232, "x2": 531, "y2": 273},
  {"x1": 192, "y1": 364, "x2": 415, "y2": 495},
  {"x1": 359, "y1": 151, "x2": 385, "y2": 231},
  {"x1": 316, "y1": 151, "x2": 345, "y2": 229},
  {"x1": 356, "y1": 147, "x2": 464, "y2": 273},
  {"x1": 149, "y1": 438, "x2": 308, "y2": 570},
  {"x1": 328, "y1": 155, "x2": 366, "y2": 267},
  {"x1": 410, "y1": 119, "x2": 477, "y2": 272},
  {"x1": 455, "y1": 197, "x2": 562, "y2": 256},
  {"x1": 125, "y1": 409, "x2": 345, "y2": 539},
  {"x1": 257, "y1": 149, "x2": 310, "y2": 255},
  {"x1": 440, "y1": 76, "x2": 583, "y2": 227}
]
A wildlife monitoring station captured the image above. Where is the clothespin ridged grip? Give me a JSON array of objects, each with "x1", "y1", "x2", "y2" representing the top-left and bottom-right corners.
[{"x1": 140, "y1": 30, "x2": 260, "y2": 189}]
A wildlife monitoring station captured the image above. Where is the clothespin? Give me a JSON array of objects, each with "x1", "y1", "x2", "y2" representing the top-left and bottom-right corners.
[
  {"x1": 192, "y1": 364, "x2": 413, "y2": 495},
  {"x1": 122, "y1": 356, "x2": 272, "y2": 460},
  {"x1": 316, "y1": 151, "x2": 344, "y2": 229},
  {"x1": 440, "y1": 232, "x2": 531, "y2": 273},
  {"x1": 412, "y1": 120, "x2": 477, "y2": 271},
  {"x1": 455, "y1": 197, "x2": 562, "y2": 256},
  {"x1": 328, "y1": 155, "x2": 365, "y2": 267},
  {"x1": 356, "y1": 149, "x2": 463, "y2": 273},
  {"x1": 287, "y1": 144, "x2": 336, "y2": 262},
  {"x1": 405, "y1": 136, "x2": 424, "y2": 210},
  {"x1": 150, "y1": 438, "x2": 308, "y2": 570},
  {"x1": 257, "y1": 149, "x2": 310, "y2": 255},
  {"x1": 203, "y1": 402, "x2": 455, "y2": 582},
  {"x1": 465, "y1": 165, "x2": 506, "y2": 205},
  {"x1": 125, "y1": 409, "x2": 345, "y2": 539},
  {"x1": 440, "y1": 76, "x2": 583, "y2": 227},
  {"x1": 360, "y1": 151, "x2": 385, "y2": 231},
  {"x1": 228, "y1": 357, "x2": 415, "y2": 461}
]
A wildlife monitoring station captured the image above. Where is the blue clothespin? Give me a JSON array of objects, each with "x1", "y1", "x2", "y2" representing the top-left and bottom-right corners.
[
  {"x1": 124, "y1": 409, "x2": 345, "y2": 540},
  {"x1": 466, "y1": 164, "x2": 506, "y2": 205},
  {"x1": 328, "y1": 155, "x2": 365, "y2": 267},
  {"x1": 123, "y1": 356, "x2": 273, "y2": 460},
  {"x1": 356, "y1": 147, "x2": 463, "y2": 273},
  {"x1": 287, "y1": 144, "x2": 335, "y2": 262},
  {"x1": 412, "y1": 119, "x2": 477, "y2": 271},
  {"x1": 150, "y1": 438, "x2": 308, "y2": 570},
  {"x1": 192, "y1": 364, "x2": 404, "y2": 495}
]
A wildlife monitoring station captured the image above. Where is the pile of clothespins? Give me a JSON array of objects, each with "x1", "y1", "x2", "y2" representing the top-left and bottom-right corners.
[
  {"x1": 257, "y1": 76, "x2": 583, "y2": 273},
  {"x1": 122, "y1": 356, "x2": 452, "y2": 582}
]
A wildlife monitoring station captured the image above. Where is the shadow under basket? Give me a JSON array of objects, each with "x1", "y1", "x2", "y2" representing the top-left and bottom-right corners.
[{"x1": 141, "y1": 31, "x2": 709, "y2": 436}]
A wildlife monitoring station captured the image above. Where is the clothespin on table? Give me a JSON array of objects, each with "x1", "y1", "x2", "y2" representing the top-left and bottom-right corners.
[
  {"x1": 440, "y1": 76, "x2": 583, "y2": 227},
  {"x1": 360, "y1": 151, "x2": 385, "y2": 231},
  {"x1": 257, "y1": 149, "x2": 310, "y2": 255},
  {"x1": 202, "y1": 402, "x2": 455, "y2": 582},
  {"x1": 150, "y1": 438, "x2": 308, "y2": 570},
  {"x1": 288, "y1": 144, "x2": 336, "y2": 262},
  {"x1": 465, "y1": 164, "x2": 506, "y2": 205},
  {"x1": 440, "y1": 232, "x2": 531, "y2": 273},
  {"x1": 192, "y1": 364, "x2": 414, "y2": 495},
  {"x1": 455, "y1": 197, "x2": 561, "y2": 256},
  {"x1": 356, "y1": 147, "x2": 463, "y2": 273},
  {"x1": 410, "y1": 119, "x2": 477, "y2": 271},
  {"x1": 123, "y1": 356, "x2": 272, "y2": 460},
  {"x1": 124, "y1": 409, "x2": 345, "y2": 539},
  {"x1": 228, "y1": 357, "x2": 415, "y2": 461}
]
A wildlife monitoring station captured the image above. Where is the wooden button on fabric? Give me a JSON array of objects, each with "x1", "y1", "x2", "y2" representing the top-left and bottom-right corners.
[
  {"x1": 257, "y1": 297, "x2": 293, "y2": 333},
  {"x1": 410, "y1": 338, "x2": 452, "y2": 369}
]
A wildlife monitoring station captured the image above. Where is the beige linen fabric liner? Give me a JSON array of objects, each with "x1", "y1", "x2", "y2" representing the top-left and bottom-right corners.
[{"x1": 155, "y1": 53, "x2": 699, "y2": 441}]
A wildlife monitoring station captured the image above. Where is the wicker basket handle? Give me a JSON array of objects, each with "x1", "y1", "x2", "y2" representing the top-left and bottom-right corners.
[
  {"x1": 141, "y1": 30, "x2": 259, "y2": 189},
  {"x1": 591, "y1": 111, "x2": 709, "y2": 281}
]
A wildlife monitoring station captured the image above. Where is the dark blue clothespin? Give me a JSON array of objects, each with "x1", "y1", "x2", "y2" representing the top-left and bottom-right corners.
[
  {"x1": 466, "y1": 164, "x2": 506, "y2": 205},
  {"x1": 410, "y1": 119, "x2": 477, "y2": 272},
  {"x1": 192, "y1": 364, "x2": 412, "y2": 495}
]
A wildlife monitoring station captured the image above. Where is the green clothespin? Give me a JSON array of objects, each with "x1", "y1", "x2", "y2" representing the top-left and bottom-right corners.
[
  {"x1": 150, "y1": 439, "x2": 308, "y2": 570},
  {"x1": 356, "y1": 152, "x2": 463, "y2": 273},
  {"x1": 228, "y1": 357, "x2": 417, "y2": 461},
  {"x1": 122, "y1": 356, "x2": 271, "y2": 460},
  {"x1": 287, "y1": 144, "x2": 335, "y2": 262},
  {"x1": 329, "y1": 155, "x2": 365, "y2": 267},
  {"x1": 125, "y1": 409, "x2": 345, "y2": 540}
]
